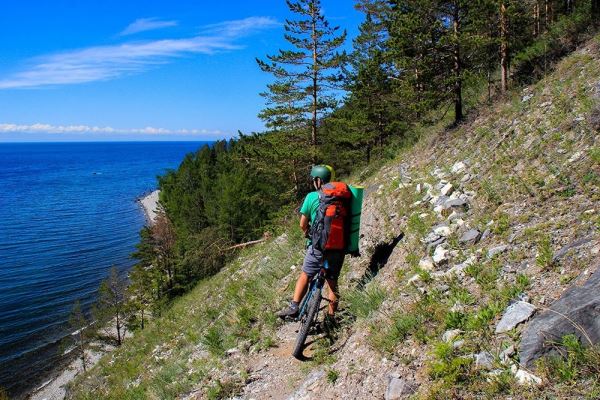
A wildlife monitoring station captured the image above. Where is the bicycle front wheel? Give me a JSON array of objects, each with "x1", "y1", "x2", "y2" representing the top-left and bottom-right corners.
[{"x1": 292, "y1": 288, "x2": 321, "y2": 359}]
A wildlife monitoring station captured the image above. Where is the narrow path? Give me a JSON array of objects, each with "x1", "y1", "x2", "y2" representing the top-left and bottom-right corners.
[{"x1": 240, "y1": 322, "x2": 315, "y2": 400}]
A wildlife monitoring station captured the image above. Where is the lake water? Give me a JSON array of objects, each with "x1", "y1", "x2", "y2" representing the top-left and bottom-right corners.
[{"x1": 0, "y1": 141, "x2": 205, "y2": 396}]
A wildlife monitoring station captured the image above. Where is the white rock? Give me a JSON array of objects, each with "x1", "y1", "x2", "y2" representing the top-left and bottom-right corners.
[
  {"x1": 419, "y1": 258, "x2": 435, "y2": 271},
  {"x1": 514, "y1": 369, "x2": 542, "y2": 385},
  {"x1": 522, "y1": 94, "x2": 533, "y2": 102},
  {"x1": 434, "y1": 225, "x2": 453, "y2": 237},
  {"x1": 433, "y1": 246, "x2": 449, "y2": 264},
  {"x1": 488, "y1": 245, "x2": 509, "y2": 258},
  {"x1": 442, "y1": 329, "x2": 462, "y2": 343},
  {"x1": 441, "y1": 183, "x2": 454, "y2": 196},
  {"x1": 568, "y1": 151, "x2": 582, "y2": 163},
  {"x1": 452, "y1": 161, "x2": 467, "y2": 174},
  {"x1": 416, "y1": 183, "x2": 422, "y2": 194},
  {"x1": 475, "y1": 352, "x2": 494, "y2": 370},
  {"x1": 408, "y1": 274, "x2": 421, "y2": 285},
  {"x1": 461, "y1": 174, "x2": 471, "y2": 183},
  {"x1": 495, "y1": 301, "x2": 536, "y2": 333}
]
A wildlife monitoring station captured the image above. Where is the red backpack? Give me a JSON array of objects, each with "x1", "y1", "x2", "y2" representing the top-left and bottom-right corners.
[{"x1": 310, "y1": 182, "x2": 352, "y2": 252}]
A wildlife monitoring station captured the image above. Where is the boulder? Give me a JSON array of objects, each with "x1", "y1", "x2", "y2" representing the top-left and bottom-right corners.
[
  {"x1": 514, "y1": 369, "x2": 542, "y2": 386},
  {"x1": 452, "y1": 161, "x2": 467, "y2": 174},
  {"x1": 519, "y1": 262, "x2": 600, "y2": 367},
  {"x1": 385, "y1": 376, "x2": 418, "y2": 400},
  {"x1": 443, "y1": 198, "x2": 469, "y2": 210},
  {"x1": 441, "y1": 183, "x2": 454, "y2": 196},
  {"x1": 495, "y1": 301, "x2": 536, "y2": 333},
  {"x1": 433, "y1": 245, "x2": 449, "y2": 265},
  {"x1": 460, "y1": 229, "x2": 481, "y2": 245},
  {"x1": 418, "y1": 258, "x2": 435, "y2": 272},
  {"x1": 442, "y1": 329, "x2": 462, "y2": 343},
  {"x1": 488, "y1": 244, "x2": 509, "y2": 258},
  {"x1": 433, "y1": 225, "x2": 453, "y2": 237},
  {"x1": 474, "y1": 352, "x2": 494, "y2": 370}
]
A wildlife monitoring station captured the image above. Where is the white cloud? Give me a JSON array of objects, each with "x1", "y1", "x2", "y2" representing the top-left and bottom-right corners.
[
  {"x1": 0, "y1": 123, "x2": 225, "y2": 137},
  {"x1": 120, "y1": 18, "x2": 178, "y2": 36},
  {"x1": 0, "y1": 17, "x2": 279, "y2": 89}
]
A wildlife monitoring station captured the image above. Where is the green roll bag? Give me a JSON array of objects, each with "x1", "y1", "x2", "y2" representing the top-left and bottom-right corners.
[{"x1": 347, "y1": 185, "x2": 364, "y2": 255}]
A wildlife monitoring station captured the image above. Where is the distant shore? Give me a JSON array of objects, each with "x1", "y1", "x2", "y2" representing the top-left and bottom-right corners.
[{"x1": 139, "y1": 189, "x2": 161, "y2": 225}]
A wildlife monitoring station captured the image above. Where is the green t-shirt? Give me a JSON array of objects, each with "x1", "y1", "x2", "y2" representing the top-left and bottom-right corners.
[{"x1": 300, "y1": 191, "x2": 320, "y2": 223}]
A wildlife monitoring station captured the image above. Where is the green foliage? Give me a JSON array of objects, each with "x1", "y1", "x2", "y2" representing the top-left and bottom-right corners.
[
  {"x1": 407, "y1": 213, "x2": 429, "y2": 237},
  {"x1": 590, "y1": 146, "x2": 600, "y2": 164},
  {"x1": 536, "y1": 235, "x2": 555, "y2": 269},
  {"x1": 428, "y1": 341, "x2": 473, "y2": 384},
  {"x1": 206, "y1": 379, "x2": 241, "y2": 400},
  {"x1": 537, "y1": 335, "x2": 600, "y2": 383},
  {"x1": 371, "y1": 312, "x2": 419, "y2": 354},
  {"x1": 346, "y1": 283, "x2": 386, "y2": 319},
  {"x1": 491, "y1": 213, "x2": 511, "y2": 235},
  {"x1": 327, "y1": 368, "x2": 340, "y2": 383},
  {"x1": 513, "y1": 3, "x2": 595, "y2": 83}
]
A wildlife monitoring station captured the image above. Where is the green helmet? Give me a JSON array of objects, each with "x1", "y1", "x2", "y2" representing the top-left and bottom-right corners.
[{"x1": 310, "y1": 165, "x2": 332, "y2": 183}]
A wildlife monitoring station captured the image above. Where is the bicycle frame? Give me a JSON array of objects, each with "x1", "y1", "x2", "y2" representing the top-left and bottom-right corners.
[{"x1": 295, "y1": 260, "x2": 329, "y2": 322}]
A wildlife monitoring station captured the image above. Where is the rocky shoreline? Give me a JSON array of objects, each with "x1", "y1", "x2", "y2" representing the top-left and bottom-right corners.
[
  {"x1": 23, "y1": 193, "x2": 157, "y2": 400},
  {"x1": 138, "y1": 189, "x2": 160, "y2": 225}
]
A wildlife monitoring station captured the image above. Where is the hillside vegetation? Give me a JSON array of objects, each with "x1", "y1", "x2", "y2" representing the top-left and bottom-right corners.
[{"x1": 68, "y1": 32, "x2": 600, "y2": 399}]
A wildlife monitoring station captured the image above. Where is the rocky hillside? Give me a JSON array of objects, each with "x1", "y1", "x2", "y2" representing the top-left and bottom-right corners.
[{"x1": 68, "y1": 35, "x2": 600, "y2": 400}]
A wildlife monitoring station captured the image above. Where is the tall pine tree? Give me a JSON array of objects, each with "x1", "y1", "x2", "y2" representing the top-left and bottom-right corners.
[{"x1": 257, "y1": 0, "x2": 347, "y2": 150}]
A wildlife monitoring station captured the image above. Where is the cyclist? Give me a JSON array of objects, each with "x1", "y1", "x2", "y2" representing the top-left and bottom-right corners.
[{"x1": 277, "y1": 165, "x2": 345, "y2": 323}]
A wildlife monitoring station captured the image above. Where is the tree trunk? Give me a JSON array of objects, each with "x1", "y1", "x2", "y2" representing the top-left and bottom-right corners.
[
  {"x1": 79, "y1": 332, "x2": 87, "y2": 372},
  {"x1": 453, "y1": 1, "x2": 463, "y2": 124},
  {"x1": 141, "y1": 308, "x2": 145, "y2": 330},
  {"x1": 500, "y1": 1, "x2": 509, "y2": 92},
  {"x1": 545, "y1": 0, "x2": 550, "y2": 32},
  {"x1": 116, "y1": 312, "x2": 122, "y2": 346},
  {"x1": 534, "y1": 1, "x2": 540, "y2": 37},
  {"x1": 311, "y1": 7, "x2": 318, "y2": 148}
]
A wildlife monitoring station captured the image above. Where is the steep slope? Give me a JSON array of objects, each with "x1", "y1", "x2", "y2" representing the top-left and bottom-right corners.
[{"x1": 68, "y1": 35, "x2": 600, "y2": 400}]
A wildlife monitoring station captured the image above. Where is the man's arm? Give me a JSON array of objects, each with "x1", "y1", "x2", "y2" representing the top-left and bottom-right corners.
[{"x1": 300, "y1": 214, "x2": 310, "y2": 237}]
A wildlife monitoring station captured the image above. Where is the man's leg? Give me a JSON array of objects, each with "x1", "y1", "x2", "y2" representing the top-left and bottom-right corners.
[
  {"x1": 278, "y1": 247, "x2": 320, "y2": 319},
  {"x1": 293, "y1": 272, "x2": 310, "y2": 303},
  {"x1": 326, "y1": 278, "x2": 339, "y2": 315}
]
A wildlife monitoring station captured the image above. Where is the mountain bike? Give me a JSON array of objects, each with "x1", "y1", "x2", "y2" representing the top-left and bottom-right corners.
[{"x1": 292, "y1": 260, "x2": 330, "y2": 359}]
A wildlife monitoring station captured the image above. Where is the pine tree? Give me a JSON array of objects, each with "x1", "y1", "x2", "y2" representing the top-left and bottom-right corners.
[
  {"x1": 388, "y1": 0, "x2": 446, "y2": 120},
  {"x1": 340, "y1": 1, "x2": 405, "y2": 162},
  {"x1": 96, "y1": 266, "x2": 127, "y2": 346},
  {"x1": 257, "y1": 0, "x2": 347, "y2": 149},
  {"x1": 68, "y1": 300, "x2": 92, "y2": 372}
]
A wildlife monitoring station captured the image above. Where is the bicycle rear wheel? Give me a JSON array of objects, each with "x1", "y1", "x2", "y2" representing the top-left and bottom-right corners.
[{"x1": 292, "y1": 287, "x2": 321, "y2": 359}]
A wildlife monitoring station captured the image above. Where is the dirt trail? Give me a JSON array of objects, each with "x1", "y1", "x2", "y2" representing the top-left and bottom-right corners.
[{"x1": 240, "y1": 322, "x2": 318, "y2": 400}]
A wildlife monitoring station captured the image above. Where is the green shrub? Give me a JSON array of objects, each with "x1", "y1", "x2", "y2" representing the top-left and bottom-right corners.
[
  {"x1": 537, "y1": 335, "x2": 600, "y2": 383},
  {"x1": 371, "y1": 313, "x2": 419, "y2": 354},
  {"x1": 445, "y1": 311, "x2": 467, "y2": 330},
  {"x1": 492, "y1": 213, "x2": 511, "y2": 235},
  {"x1": 536, "y1": 236, "x2": 555, "y2": 269},
  {"x1": 327, "y1": 368, "x2": 339, "y2": 384},
  {"x1": 428, "y1": 341, "x2": 474, "y2": 384},
  {"x1": 346, "y1": 283, "x2": 386, "y2": 319}
]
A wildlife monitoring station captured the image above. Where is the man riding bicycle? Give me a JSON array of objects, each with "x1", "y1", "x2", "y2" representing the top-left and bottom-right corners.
[{"x1": 277, "y1": 165, "x2": 345, "y2": 323}]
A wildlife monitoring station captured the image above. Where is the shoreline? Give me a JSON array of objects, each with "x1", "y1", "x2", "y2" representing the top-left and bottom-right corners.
[
  {"x1": 28, "y1": 320, "x2": 131, "y2": 400},
  {"x1": 21, "y1": 192, "x2": 156, "y2": 400},
  {"x1": 138, "y1": 189, "x2": 161, "y2": 225}
]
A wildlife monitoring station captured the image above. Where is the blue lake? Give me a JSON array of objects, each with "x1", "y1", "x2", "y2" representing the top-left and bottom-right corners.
[{"x1": 0, "y1": 141, "x2": 206, "y2": 396}]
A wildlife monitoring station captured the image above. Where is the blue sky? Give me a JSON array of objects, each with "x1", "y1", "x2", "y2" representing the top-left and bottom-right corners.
[{"x1": 0, "y1": 1, "x2": 363, "y2": 142}]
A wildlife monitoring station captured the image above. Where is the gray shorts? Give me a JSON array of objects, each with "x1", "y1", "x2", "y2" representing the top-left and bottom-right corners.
[{"x1": 302, "y1": 245, "x2": 345, "y2": 280}]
